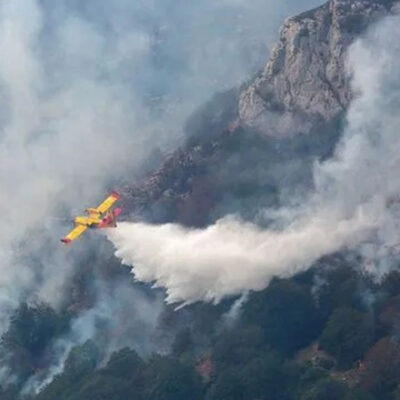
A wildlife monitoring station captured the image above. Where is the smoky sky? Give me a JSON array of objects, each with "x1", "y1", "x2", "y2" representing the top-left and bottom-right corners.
[
  {"x1": 0, "y1": 0, "x2": 326, "y2": 390},
  {"x1": 38, "y1": 0, "x2": 325, "y2": 120},
  {"x1": 0, "y1": 0, "x2": 324, "y2": 317},
  {"x1": 109, "y1": 14, "x2": 400, "y2": 305}
]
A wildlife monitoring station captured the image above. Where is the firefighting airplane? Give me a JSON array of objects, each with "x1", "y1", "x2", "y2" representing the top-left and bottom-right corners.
[{"x1": 61, "y1": 191, "x2": 122, "y2": 244}]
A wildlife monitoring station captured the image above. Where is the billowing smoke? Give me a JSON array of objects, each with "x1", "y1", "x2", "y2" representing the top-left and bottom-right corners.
[
  {"x1": 0, "y1": 0, "x2": 324, "y2": 324},
  {"x1": 109, "y1": 209, "x2": 378, "y2": 305},
  {"x1": 0, "y1": 0, "x2": 154, "y2": 325},
  {"x1": 0, "y1": 0, "x2": 325, "y2": 391},
  {"x1": 109, "y1": 15, "x2": 400, "y2": 306},
  {"x1": 22, "y1": 278, "x2": 163, "y2": 395}
]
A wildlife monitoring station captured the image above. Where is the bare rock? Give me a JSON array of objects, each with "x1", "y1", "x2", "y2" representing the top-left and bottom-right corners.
[{"x1": 239, "y1": 0, "x2": 398, "y2": 137}]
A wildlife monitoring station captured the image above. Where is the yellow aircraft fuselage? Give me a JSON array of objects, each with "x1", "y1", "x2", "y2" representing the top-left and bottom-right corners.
[
  {"x1": 74, "y1": 215, "x2": 102, "y2": 227},
  {"x1": 74, "y1": 208, "x2": 104, "y2": 227},
  {"x1": 61, "y1": 191, "x2": 122, "y2": 244}
]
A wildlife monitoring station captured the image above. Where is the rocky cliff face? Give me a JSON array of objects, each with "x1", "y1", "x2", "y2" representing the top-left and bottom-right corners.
[
  {"x1": 239, "y1": 0, "x2": 399, "y2": 137},
  {"x1": 122, "y1": 0, "x2": 399, "y2": 221}
]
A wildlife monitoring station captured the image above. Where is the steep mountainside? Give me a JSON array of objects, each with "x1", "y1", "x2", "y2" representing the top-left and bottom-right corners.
[
  {"x1": 122, "y1": 0, "x2": 400, "y2": 223},
  {"x1": 3, "y1": 2, "x2": 400, "y2": 400}
]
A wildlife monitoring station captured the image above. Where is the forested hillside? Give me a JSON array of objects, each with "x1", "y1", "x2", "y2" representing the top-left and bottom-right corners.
[
  {"x1": 2, "y1": 256, "x2": 400, "y2": 399},
  {"x1": 1, "y1": 0, "x2": 400, "y2": 399}
]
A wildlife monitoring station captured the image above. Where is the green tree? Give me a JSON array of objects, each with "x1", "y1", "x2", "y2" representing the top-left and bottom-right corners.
[
  {"x1": 207, "y1": 352, "x2": 297, "y2": 400},
  {"x1": 242, "y1": 279, "x2": 322, "y2": 355},
  {"x1": 2, "y1": 303, "x2": 70, "y2": 358},
  {"x1": 37, "y1": 346, "x2": 146, "y2": 400},
  {"x1": 144, "y1": 355, "x2": 203, "y2": 400},
  {"x1": 240, "y1": 352, "x2": 292, "y2": 400},
  {"x1": 36, "y1": 341, "x2": 100, "y2": 400},
  {"x1": 295, "y1": 365, "x2": 329, "y2": 395},
  {"x1": 315, "y1": 263, "x2": 367, "y2": 319},
  {"x1": 205, "y1": 368, "x2": 246, "y2": 400},
  {"x1": 344, "y1": 389, "x2": 375, "y2": 400},
  {"x1": 319, "y1": 307, "x2": 374, "y2": 369},
  {"x1": 63, "y1": 340, "x2": 100, "y2": 379},
  {"x1": 102, "y1": 348, "x2": 145, "y2": 381},
  {"x1": 172, "y1": 328, "x2": 194, "y2": 357},
  {"x1": 72, "y1": 374, "x2": 137, "y2": 400},
  {"x1": 360, "y1": 337, "x2": 400, "y2": 399},
  {"x1": 300, "y1": 378, "x2": 347, "y2": 400},
  {"x1": 212, "y1": 326, "x2": 264, "y2": 369},
  {"x1": 0, "y1": 303, "x2": 71, "y2": 383}
]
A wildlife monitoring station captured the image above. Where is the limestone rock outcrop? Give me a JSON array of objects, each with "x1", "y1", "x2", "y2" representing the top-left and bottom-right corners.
[{"x1": 239, "y1": 0, "x2": 398, "y2": 137}]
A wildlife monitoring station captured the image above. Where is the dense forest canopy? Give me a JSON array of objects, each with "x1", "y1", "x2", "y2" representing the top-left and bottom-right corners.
[{"x1": 2, "y1": 258, "x2": 400, "y2": 399}]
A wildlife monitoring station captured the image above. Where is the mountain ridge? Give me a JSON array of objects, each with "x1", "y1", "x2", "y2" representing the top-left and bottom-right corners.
[
  {"x1": 239, "y1": 0, "x2": 398, "y2": 137},
  {"x1": 122, "y1": 0, "x2": 399, "y2": 224}
]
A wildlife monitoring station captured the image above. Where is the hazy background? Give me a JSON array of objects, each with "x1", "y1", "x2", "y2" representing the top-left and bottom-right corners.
[
  {"x1": 109, "y1": 14, "x2": 400, "y2": 305},
  {"x1": 0, "y1": 0, "x2": 325, "y2": 391}
]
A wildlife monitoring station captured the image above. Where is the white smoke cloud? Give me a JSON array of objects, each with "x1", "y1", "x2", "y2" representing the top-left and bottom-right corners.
[
  {"x1": 0, "y1": 0, "x2": 324, "y2": 325},
  {"x1": 0, "y1": 0, "x2": 327, "y2": 390},
  {"x1": 0, "y1": 0, "x2": 151, "y2": 327},
  {"x1": 221, "y1": 292, "x2": 248, "y2": 327},
  {"x1": 109, "y1": 14, "x2": 400, "y2": 306},
  {"x1": 109, "y1": 209, "x2": 378, "y2": 305}
]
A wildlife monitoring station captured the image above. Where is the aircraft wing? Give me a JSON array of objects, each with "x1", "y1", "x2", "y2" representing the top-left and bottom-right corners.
[
  {"x1": 61, "y1": 225, "x2": 88, "y2": 244},
  {"x1": 96, "y1": 191, "x2": 120, "y2": 214}
]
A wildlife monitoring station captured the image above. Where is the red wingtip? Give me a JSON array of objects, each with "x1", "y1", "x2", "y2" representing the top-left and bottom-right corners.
[
  {"x1": 111, "y1": 190, "x2": 120, "y2": 200},
  {"x1": 113, "y1": 207, "x2": 122, "y2": 217},
  {"x1": 61, "y1": 238, "x2": 72, "y2": 244}
]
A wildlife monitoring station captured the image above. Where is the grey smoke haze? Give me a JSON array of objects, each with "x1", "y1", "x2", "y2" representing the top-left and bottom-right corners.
[
  {"x1": 0, "y1": 0, "x2": 326, "y2": 389},
  {"x1": 109, "y1": 14, "x2": 400, "y2": 306},
  {"x1": 0, "y1": 0, "x2": 324, "y2": 317},
  {"x1": 22, "y1": 277, "x2": 163, "y2": 395}
]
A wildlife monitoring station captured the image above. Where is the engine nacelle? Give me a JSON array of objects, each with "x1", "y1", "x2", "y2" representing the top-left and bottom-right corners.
[{"x1": 86, "y1": 208, "x2": 101, "y2": 215}]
